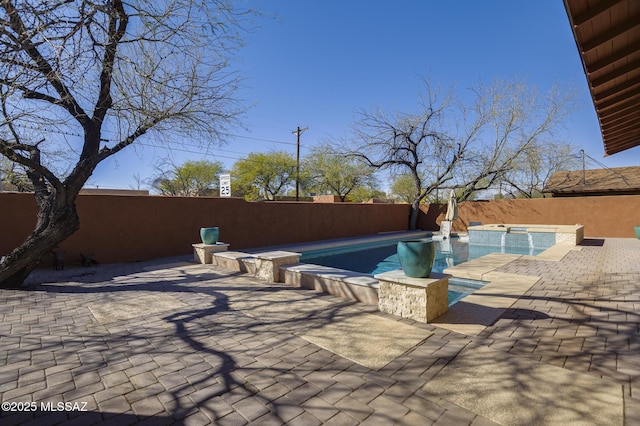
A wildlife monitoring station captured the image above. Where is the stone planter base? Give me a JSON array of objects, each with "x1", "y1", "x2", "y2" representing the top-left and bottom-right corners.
[
  {"x1": 212, "y1": 250, "x2": 300, "y2": 283},
  {"x1": 253, "y1": 251, "x2": 300, "y2": 282},
  {"x1": 192, "y1": 242, "x2": 229, "y2": 264},
  {"x1": 375, "y1": 270, "x2": 450, "y2": 323}
]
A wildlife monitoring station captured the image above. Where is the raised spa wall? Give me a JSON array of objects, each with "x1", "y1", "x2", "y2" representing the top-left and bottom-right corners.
[{"x1": 468, "y1": 224, "x2": 584, "y2": 249}]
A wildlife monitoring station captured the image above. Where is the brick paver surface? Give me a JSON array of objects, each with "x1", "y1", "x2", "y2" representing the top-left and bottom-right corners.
[{"x1": 1, "y1": 237, "x2": 639, "y2": 424}]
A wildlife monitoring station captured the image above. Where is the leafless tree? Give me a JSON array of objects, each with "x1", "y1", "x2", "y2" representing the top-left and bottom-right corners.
[
  {"x1": 454, "y1": 81, "x2": 576, "y2": 201},
  {"x1": 347, "y1": 81, "x2": 485, "y2": 229},
  {"x1": 0, "y1": 0, "x2": 249, "y2": 287},
  {"x1": 499, "y1": 141, "x2": 580, "y2": 198},
  {"x1": 347, "y1": 78, "x2": 575, "y2": 229}
]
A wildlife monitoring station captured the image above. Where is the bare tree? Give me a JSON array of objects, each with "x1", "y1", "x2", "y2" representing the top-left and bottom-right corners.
[
  {"x1": 348, "y1": 78, "x2": 575, "y2": 229},
  {"x1": 130, "y1": 173, "x2": 144, "y2": 191},
  {"x1": 347, "y1": 81, "x2": 483, "y2": 229},
  {"x1": 454, "y1": 81, "x2": 576, "y2": 200},
  {"x1": 0, "y1": 0, "x2": 249, "y2": 287},
  {"x1": 500, "y1": 141, "x2": 580, "y2": 198}
]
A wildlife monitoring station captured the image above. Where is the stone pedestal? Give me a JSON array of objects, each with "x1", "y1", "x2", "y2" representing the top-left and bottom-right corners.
[
  {"x1": 253, "y1": 251, "x2": 300, "y2": 282},
  {"x1": 213, "y1": 251, "x2": 256, "y2": 274},
  {"x1": 192, "y1": 242, "x2": 229, "y2": 264},
  {"x1": 375, "y1": 270, "x2": 450, "y2": 323}
]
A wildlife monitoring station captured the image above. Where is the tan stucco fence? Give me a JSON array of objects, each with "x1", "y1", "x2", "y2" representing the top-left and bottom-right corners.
[{"x1": 1, "y1": 192, "x2": 639, "y2": 268}]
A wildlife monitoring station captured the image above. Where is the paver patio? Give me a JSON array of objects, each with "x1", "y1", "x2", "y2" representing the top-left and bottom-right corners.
[{"x1": 1, "y1": 237, "x2": 639, "y2": 425}]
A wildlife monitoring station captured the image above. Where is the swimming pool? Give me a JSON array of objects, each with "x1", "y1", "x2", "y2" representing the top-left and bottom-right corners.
[
  {"x1": 299, "y1": 237, "x2": 544, "y2": 305},
  {"x1": 299, "y1": 237, "x2": 542, "y2": 275}
]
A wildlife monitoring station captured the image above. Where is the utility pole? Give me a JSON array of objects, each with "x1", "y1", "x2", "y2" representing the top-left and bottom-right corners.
[
  {"x1": 292, "y1": 126, "x2": 308, "y2": 201},
  {"x1": 581, "y1": 149, "x2": 586, "y2": 186}
]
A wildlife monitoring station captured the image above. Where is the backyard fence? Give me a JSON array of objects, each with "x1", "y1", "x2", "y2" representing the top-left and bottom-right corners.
[
  {"x1": 1, "y1": 192, "x2": 639, "y2": 268},
  {"x1": 0, "y1": 193, "x2": 409, "y2": 266},
  {"x1": 423, "y1": 196, "x2": 640, "y2": 239}
]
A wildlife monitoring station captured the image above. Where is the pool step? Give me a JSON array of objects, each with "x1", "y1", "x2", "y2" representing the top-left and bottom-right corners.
[
  {"x1": 444, "y1": 253, "x2": 522, "y2": 280},
  {"x1": 448, "y1": 277, "x2": 487, "y2": 294},
  {"x1": 281, "y1": 264, "x2": 379, "y2": 305}
]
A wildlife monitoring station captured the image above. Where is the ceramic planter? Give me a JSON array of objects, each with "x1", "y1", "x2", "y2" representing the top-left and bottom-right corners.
[
  {"x1": 200, "y1": 227, "x2": 219, "y2": 245},
  {"x1": 397, "y1": 240, "x2": 436, "y2": 278}
]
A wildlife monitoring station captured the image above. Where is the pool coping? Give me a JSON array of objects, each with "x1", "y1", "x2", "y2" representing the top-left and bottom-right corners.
[
  {"x1": 244, "y1": 230, "x2": 432, "y2": 254},
  {"x1": 217, "y1": 234, "x2": 582, "y2": 334},
  {"x1": 433, "y1": 242, "x2": 582, "y2": 335},
  {"x1": 523, "y1": 243, "x2": 582, "y2": 261}
]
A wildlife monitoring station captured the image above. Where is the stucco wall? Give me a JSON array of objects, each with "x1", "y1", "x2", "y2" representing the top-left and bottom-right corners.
[
  {"x1": 2, "y1": 193, "x2": 640, "y2": 269},
  {"x1": 0, "y1": 193, "x2": 410, "y2": 266},
  {"x1": 419, "y1": 195, "x2": 640, "y2": 238}
]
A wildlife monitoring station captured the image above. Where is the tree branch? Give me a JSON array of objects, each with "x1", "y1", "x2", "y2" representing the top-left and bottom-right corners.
[
  {"x1": 92, "y1": 0, "x2": 128, "y2": 125},
  {"x1": 1, "y1": 0, "x2": 89, "y2": 125},
  {"x1": 0, "y1": 138, "x2": 63, "y2": 191}
]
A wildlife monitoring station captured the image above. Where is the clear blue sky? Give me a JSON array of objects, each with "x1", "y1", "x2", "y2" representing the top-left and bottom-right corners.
[{"x1": 88, "y1": 0, "x2": 640, "y2": 190}]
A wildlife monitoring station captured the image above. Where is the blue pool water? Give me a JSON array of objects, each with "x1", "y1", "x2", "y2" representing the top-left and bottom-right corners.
[{"x1": 299, "y1": 238, "x2": 544, "y2": 305}]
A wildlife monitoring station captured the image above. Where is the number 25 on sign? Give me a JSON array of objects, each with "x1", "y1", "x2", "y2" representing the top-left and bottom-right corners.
[{"x1": 219, "y1": 174, "x2": 231, "y2": 197}]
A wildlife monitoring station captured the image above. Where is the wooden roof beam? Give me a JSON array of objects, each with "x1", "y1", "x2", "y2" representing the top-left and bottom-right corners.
[
  {"x1": 598, "y1": 91, "x2": 640, "y2": 113},
  {"x1": 594, "y1": 75, "x2": 640, "y2": 102},
  {"x1": 582, "y1": 20, "x2": 640, "y2": 54},
  {"x1": 572, "y1": 0, "x2": 624, "y2": 26},
  {"x1": 605, "y1": 111, "x2": 640, "y2": 132},
  {"x1": 603, "y1": 121, "x2": 640, "y2": 139},
  {"x1": 605, "y1": 134, "x2": 640, "y2": 153},
  {"x1": 599, "y1": 102, "x2": 639, "y2": 123},
  {"x1": 600, "y1": 108, "x2": 640, "y2": 126},
  {"x1": 591, "y1": 58, "x2": 640, "y2": 88},
  {"x1": 605, "y1": 142, "x2": 639, "y2": 157},
  {"x1": 588, "y1": 41, "x2": 640, "y2": 73},
  {"x1": 596, "y1": 85, "x2": 640, "y2": 110}
]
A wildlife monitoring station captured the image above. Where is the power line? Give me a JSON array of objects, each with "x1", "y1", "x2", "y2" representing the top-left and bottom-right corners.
[
  {"x1": 223, "y1": 133, "x2": 301, "y2": 147},
  {"x1": 136, "y1": 143, "x2": 245, "y2": 162},
  {"x1": 6, "y1": 124, "x2": 309, "y2": 148},
  {"x1": 136, "y1": 142, "x2": 305, "y2": 167},
  {"x1": 580, "y1": 149, "x2": 631, "y2": 186}
]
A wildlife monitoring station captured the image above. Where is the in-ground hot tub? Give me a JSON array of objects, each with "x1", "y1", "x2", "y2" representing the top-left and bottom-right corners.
[{"x1": 467, "y1": 224, "x2": 584, "y2": 249}]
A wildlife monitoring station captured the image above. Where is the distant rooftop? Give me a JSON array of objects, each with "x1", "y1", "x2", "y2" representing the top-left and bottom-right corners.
[{"x1": 544, "y1": 166, "x2": 640, "y2": 196}]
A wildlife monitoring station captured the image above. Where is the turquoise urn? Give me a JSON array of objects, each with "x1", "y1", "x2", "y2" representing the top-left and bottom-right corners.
[
  {"x1": 200, "y1": 227, "x2": 219, "y2": 245},
  {"x1": 397, "y1": 240, "x2": 436, "y2": 278}
]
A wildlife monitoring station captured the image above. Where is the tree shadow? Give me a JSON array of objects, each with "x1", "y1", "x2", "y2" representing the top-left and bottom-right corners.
[
  {"x1": 4, "y1": 262, "x2": 372, "y2": 423},
  {"x1": 4, "y1": 245, "x2": 638, "y2": 424},
  {"x1": 20, "y1": 255, "x2": 195, "y2": 287}
]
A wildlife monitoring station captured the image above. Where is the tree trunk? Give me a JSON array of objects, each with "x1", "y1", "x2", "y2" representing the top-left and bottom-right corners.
[
  {"x1": 0, "y1": 199, "x2": 80, "y2": 288},
  {"x1": 408, "y1": 201, "x2": 420, "y2": 230}
]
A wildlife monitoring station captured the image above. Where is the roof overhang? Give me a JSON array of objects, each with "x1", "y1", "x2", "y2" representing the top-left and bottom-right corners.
[{"x1": 564, "y1": 0, "x2": 640, "y2": 156}]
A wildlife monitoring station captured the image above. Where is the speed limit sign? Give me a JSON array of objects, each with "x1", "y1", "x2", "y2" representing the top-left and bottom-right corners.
[{"x1": 219, "y1": 174, "x2": 231, "y2": 197}]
